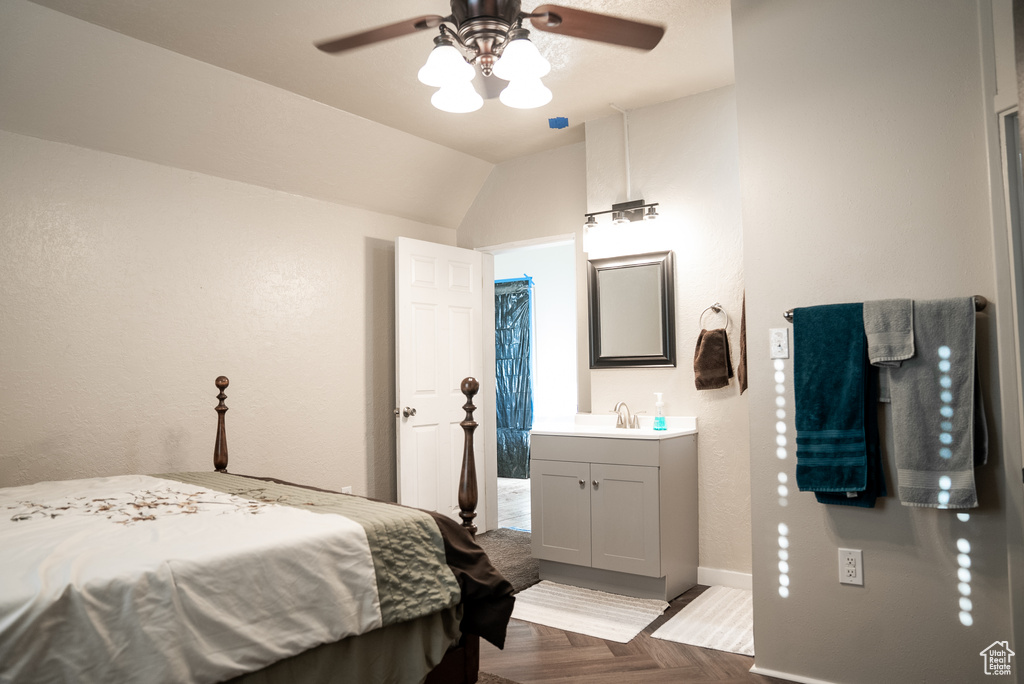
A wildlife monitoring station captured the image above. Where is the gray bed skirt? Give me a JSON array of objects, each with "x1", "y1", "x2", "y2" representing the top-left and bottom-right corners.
[{"x1": 226, "y1": 606, "x2": 462, "y2": 684}]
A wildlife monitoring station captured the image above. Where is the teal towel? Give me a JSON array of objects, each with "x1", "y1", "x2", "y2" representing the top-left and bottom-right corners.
[{"x1": 794, "y1": 303, "x2": 885, "y2": 507}]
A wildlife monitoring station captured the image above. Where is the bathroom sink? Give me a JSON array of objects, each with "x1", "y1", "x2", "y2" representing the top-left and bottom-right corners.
[{"x1": 530, "y1": 414, "x2": 697, "y2": 440}]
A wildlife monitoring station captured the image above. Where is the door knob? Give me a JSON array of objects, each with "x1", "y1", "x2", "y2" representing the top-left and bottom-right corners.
[{"x1": 402, "y1": 407, "x2": 417, "y2": 418}]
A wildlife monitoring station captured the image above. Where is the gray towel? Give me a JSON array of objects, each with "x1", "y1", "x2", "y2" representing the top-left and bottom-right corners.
[
  {"x1": 888, "y1": 298, "x2": 987, "y2": 508},
  {"x1": 877, "y1": 367, "x2": 892, "y2": 404},
  {"x1": 863, "y1": 299, "x2": 914, "y2": 366}
]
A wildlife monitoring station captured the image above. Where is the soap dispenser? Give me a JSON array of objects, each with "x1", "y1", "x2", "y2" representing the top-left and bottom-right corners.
[{"x1": 653, "y1": 393, "x2": 666, "y2": 431}]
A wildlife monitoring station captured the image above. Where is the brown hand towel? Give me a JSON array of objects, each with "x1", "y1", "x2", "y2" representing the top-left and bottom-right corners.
[
  {"x1": 739, "y1": 292, "x2": 748, "y2": 394},
  {"x1": 694, "y1": 328, "x2": 733, "y2": 390}
]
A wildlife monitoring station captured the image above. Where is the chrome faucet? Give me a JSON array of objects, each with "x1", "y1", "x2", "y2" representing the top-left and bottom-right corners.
[{"x1": 613, "y1": 402, "x2": 641, "y2": 429}]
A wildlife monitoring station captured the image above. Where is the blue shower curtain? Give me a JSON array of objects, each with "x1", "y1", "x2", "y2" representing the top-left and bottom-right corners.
[{"x1": 494, "y1": 278, "x2": 533, "y2": 479}]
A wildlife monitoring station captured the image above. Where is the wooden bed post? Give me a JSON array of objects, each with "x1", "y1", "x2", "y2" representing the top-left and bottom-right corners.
[
  {"x1": 214, "y1": 376, "x2": 229, "y2": 473},
  {"x1": 458, "y1": 377, "x2": 479, "y2": 537}
]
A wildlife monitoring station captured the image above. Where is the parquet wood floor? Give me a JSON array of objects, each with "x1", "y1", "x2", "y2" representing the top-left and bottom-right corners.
[{"x1": 480, "y1": 585, "x2": 789, "y2": 684}]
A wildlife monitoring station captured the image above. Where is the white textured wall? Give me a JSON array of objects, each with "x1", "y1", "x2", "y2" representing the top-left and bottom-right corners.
[
  {"x1": 459, "y1": 142, "x2": 591, "y2": 412},
  {"x1": 734, "y1": 1, "x2": 1015, "y2": 682},
  {"x1": 0, "y1": 0, "x2": 492, "y2": 229},
  {"x1": 460, "y1": 94, "x2": 751, "y2": 576},
  {"x1": 585, "y1": 87, "x2": 751, "y2": 576},
  {"x1": 0, "y1": 130, "x2": 454, "y2": 496}
]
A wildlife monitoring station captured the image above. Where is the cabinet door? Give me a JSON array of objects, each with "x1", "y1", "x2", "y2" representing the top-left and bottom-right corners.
[
  {"x1": 530, "y1": 459, "x2": 591, "y2": 566},
  {"x1": 591, "y1": 463, "x2": 661, "y2": 577}
]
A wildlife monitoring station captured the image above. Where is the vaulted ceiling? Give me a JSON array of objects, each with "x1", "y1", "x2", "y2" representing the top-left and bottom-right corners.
[{"x1": 27, "y1": 0, "x2": 735, "y2": 164}]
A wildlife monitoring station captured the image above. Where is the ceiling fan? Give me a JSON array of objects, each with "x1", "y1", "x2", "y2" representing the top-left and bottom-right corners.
[{"x1": 315, "y1": 0, "x2": 665, "y2": 113}]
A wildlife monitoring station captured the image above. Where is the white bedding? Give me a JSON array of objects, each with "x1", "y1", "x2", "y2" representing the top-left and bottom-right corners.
[{"x1": 0, "y1": 475, "x2": 383, "y2": 684}]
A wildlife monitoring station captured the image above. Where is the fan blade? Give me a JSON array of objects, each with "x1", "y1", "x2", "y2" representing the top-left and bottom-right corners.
[
  {"x1": 315, "y1": 15, "x2": 445, "y2": 53},
  {"x1": 528, "y1": 4, "x2": 664, "y2": 50}
]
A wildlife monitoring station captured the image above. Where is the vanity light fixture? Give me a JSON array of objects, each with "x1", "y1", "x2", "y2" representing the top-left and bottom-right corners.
[
  {"x1": 583, "y1": 199, "x2": 659, "y2": 254},
  {"x1": 583, "y1": 199, "x2": 659, "y2": 229}
]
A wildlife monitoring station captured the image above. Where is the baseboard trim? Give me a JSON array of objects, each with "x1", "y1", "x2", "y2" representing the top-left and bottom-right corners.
[
  {"x1": 697, "y1": 566, "x2": 752, "y2": 590},
  {"x1": 749, "y1": 665, "x2": 837, "y2": 684}
]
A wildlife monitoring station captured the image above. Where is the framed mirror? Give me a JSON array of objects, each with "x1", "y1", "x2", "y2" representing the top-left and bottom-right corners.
[{"x1": 587, "y1": 251, "x2": 676, "y2": 368}]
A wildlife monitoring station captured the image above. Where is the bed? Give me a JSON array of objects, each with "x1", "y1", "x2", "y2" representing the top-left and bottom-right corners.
[{"x1": 0, "y1": 376, "x2": 513, "y2": 684}]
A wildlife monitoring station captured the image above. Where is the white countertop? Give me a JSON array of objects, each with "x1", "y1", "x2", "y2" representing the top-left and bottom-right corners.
[{"x1": 530, "y1": 414, "x2": 697, "y2": 440}]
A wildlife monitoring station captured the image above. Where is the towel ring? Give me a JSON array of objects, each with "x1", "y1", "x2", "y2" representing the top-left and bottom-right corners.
[{"x1": 700, "y1": 303, "x2": 731, "y2": 330}]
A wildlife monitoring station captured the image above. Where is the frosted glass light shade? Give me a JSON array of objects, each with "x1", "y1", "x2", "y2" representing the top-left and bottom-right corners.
[
  {"x1": 431, "y1": 81, "x2": 484, "y2": 113},
  {"x1": 498, "y1": 77, "x2": 552, "y2": 109},
  {"x1": 493, "y1": 37, "x2": 551, "y2": 80},
  {"x1": 418, "y1": 44, "x2": 474, "y2": 87}
]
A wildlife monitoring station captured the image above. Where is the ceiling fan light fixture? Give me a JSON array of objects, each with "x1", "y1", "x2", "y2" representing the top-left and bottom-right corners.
[
  {"x1": 417, "y1": 42, "x2": 475, "y2": 87},
  {"x1": 499, "y1": 77, "x2": 552, "y2": 110},
  {"x1": 316, "y1": 3, "x2": 666, "y2": 118},
  {"x1": 430, "y1": 81, "x2": 484, "y2": 113},
  {"x1": 492, "y1": 30, "x2": 551, "y2": 81}
]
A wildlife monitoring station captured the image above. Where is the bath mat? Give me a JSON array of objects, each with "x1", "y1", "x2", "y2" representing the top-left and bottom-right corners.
[
  {"x1": 651, "y1": 585, "x2": 754, "y2": 656},
  {"x1": 511, "y1": 580, "x2": 668, "y2": 643}
]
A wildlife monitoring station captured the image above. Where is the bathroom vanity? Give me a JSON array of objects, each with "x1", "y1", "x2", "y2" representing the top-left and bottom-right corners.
[{"x1": 529, "y1": 417, "x2": 698, "y2": 601}]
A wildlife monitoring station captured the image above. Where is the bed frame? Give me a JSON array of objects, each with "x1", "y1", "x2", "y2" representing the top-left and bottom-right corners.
[{"x1": 210, "y1": 375, "x2": 482, "y2": 684}]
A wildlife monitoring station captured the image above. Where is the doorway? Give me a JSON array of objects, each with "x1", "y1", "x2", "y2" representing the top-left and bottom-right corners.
[{"x1": 490, "y1": 237, "x2": 578, "y2": 530}]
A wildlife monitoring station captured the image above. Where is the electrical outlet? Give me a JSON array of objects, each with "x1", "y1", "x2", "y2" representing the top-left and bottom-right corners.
[
  {"x1": 341, "y1": 486, "x2": 353, "y2": 495},
  {"x1": 770, "y1": 328, "x2": 790, "y2": 359},
  {"x1": 839, "y1": 548, "x2": 863, "y2": 586}
]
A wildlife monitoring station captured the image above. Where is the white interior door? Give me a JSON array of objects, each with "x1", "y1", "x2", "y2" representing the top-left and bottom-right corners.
[{"x1": 396, "y1": 237, "x2": 484, "y2": 523}]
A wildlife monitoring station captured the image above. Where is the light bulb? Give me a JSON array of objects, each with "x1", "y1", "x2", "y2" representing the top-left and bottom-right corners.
[
  {"x1": 431, "y1": 81, "x2": 483, "y2": 113},
  {"x1": 499, "y1": 77, "x2": 552, "y2": 109},
  {"x1": 583, "y1": 222, "x2": 605, "y2": 254},
  {"x1": 493, "y1": 37, "x2": 550, "y2": 81},
  {"x1": 418, "y1": 44, "x2": 474, "y2": 87}
]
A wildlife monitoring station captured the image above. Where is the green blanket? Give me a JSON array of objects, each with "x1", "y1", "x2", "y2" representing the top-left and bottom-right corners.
[{"x1": 157, "y1": 472, "x2": 461, "y2": 627}]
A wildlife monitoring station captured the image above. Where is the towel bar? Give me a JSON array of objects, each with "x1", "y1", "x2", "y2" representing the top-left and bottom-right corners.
[{"x1": 783, "y1": 295, "x2": 987, "y2": 322}]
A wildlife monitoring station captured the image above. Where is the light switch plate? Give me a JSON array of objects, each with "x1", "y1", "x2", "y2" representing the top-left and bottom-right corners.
[{"x1": 770, "y1": 328, "x2": 790, "y2": 359}]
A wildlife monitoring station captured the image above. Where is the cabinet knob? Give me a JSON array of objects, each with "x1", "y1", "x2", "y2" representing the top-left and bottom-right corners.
[
  {"x1": 578, "y1": 479, "x2": 585, "y2": 488},
  {"x1": 592, "y1": 480, "x2": 599, "y2": 489}
]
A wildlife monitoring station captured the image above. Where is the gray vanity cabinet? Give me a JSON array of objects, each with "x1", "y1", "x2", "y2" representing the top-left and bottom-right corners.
[
  {"x1": 591, "y1": 463, "x2": 661, "y2": 576},
  {"x1": 529, "y1": 458, "x2": 593, "y2": 566},
  {"x1": 529, "y1": 432, "x2": 697, "y2": 601}
]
